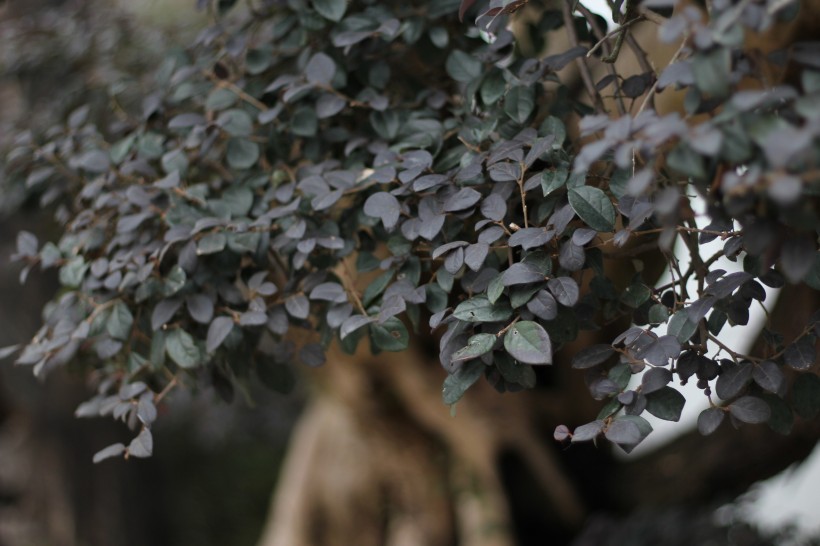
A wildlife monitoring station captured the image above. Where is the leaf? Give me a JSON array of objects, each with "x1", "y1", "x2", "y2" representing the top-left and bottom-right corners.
[
  {"x1": 464, "y1": 243, "x2": 490, "y2": 271},
  {"x1": 715, "y1": 361, "x2": 753, "y2": 400},
  {"x1": 442, "y1": 360, "x2": 484, "y2": 405},
  {"x1": 316, "y1": 93, "x2": 347, "y2": 118},
  {"x1": 526, "y1": 290, "x2": 557, "y2": 321},
  {"x1": 504, "y1": 321, "x2": 552, "y2": 365},
  {"x1": 504, "y1": 85, "x2": 535, "y2": 124},
  {"x1": 692, "y1": 47, "x2": 730, "y2": 98},
  {"x1": 152, "y1": 297, "x2": 182, "y2": 331},
  {"x1": 186, "y1": 294, "x2": 214, "y2": 324},
  {"x1": 106, "y1": 302, "x2": 134, "y2": 341},
  {"x1": 547, "y1": 277, "x2": 579, "y2": 307},
  {"x1": 446, "y1": 50, "x2": 482, "y2": 83},
  {"x1": 752, "y1": 360, "x2": 784, "y2": 394},
  {"x1": 370, "y1": 317, "x2": 409, "y2": 351},
  {"x1": 93, "y1": 443, "x2": 126, "y2": 464},
  {"x1": 645, "y1": 386, "x2": 686, "y2": 421},
  {"x1": 697, "y1": 407, "x2": 725, "y2": 435},
  {"x1": 605, "y1": 415, "x2": 653, "y2": 454},
  {"x1": 197, "y1": 232, "x2": 227, "y2": 255},
  {"x1": 313, "y1": 0, "x2": 346, "y2": 21},
  {"x1": 729, "y1": 396, "x2": 771, "y2": 424},
  {"x1": 667, "y1": 310, "x2": 698, "y2": 343},
  {"x1": 451, "y1": 333, "x2": 497, "y2": 363},
  {"x1": 502, "y1": 262, "x2": 545, "y2": 286},
  {"x1": 166, "y1": 329, "x2": 201, "y2": 368},
  {"x1": 310, "y1": 282, "x2": 348, "y2": 303},
  {"x1": 558, "y1": 241, "x2": 585, "y2": 271},
  {"x1": 128, "y1": 428, "x2": 153, "y2": 458},
  {"x1": 285, "y1": 294, "x2": 310, "y2": 319},
  {"x1": 572, "y1": 344, "x2": 614, "y2": 369},
  {"x1": 206, "y1": 316, "x2": 234, "y2": 353},
  {"x1": 641, "y1": 367, "x2": 672, "y2": 394},
  {"x1": 705, "y1": 272, "x2": 752, "y2": 299},
  {"x1": 568, "y1": 186, "x2": 616, "y2": 232},
  {"x1": 226, "y1": 138, "x2": 259, "y2": 170},
  {"x1": 444, "y1": 188, "x2": 482, "y2": 212},
  {"x1": 783, "y1": 337, "x2": 816, "y2": 370},
  {"x1": 364, "y1": 192, "x2": 401, "y2": 229},
  {"x1": 571, "y1": 420, "x2": 605, "y2": 443},
  {"x1": 508, "y1": 228, "x2": 552, "y2": 250},
  {"x1": 340, "y1": 314, "x2": 375, "y2": 339},
  {"x1": 453, "y1": 296, "x2": 513, "y2": 323},
  {"x1": 305, "y1": 52, "x2": 336, "y2": 86}
]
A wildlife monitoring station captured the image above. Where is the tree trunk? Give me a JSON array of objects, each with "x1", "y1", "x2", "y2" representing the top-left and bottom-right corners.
[{"x1": 258, "y1": 281, "x2": 820, "y2": 546}]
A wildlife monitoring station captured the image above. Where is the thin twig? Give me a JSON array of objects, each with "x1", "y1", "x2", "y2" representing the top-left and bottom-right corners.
[
  {"x1": 636, "y1": 35, "x2": 688, "y2": 117},
  {"x1": 576, "y1": 1, "x2": 627, "y2": 116},
  {"x1": 562, "y1": 0, "x2": 606, "y2": 113}
]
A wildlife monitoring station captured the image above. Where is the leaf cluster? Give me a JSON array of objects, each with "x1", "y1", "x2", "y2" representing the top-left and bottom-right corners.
[{"x1": 1, "y1": 0, "x2": 819, "y2": 459}]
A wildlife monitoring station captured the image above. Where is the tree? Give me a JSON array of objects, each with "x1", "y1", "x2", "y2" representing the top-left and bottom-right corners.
[{"x1": 2, "y1": 0, "x2": 819, "y2": 544}]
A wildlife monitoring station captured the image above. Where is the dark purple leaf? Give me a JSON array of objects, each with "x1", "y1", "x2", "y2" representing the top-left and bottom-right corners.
[
  {"x1": 715, "y1": 361, "x2": 753, "y2": 400},
  {"x1": 729, "y1": 396, "x2": 771, "y2": 424},
  {"x1": 444, "y1": 188, "x2": 482, "y2": 212},
  {"x1": 207, "y1": 316, "x2": 235, "y2": 352},
  {"x1": 547, "y1": 277, "x2": 579, "y2": 307}
]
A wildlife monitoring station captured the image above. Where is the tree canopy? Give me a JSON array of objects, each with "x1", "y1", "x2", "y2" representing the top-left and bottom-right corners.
[{"x1": 1, "y1": 0, "x2": 818, "y2": 465}]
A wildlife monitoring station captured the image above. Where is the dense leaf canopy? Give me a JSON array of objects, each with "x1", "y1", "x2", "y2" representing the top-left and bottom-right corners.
[{"x1": 2, "y1": 0, "x2": 819, "y2": 461}]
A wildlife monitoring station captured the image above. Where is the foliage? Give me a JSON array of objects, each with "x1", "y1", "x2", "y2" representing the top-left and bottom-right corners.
[{"x1": 1, "y1": 0, "x2": 819, "y2": 461}]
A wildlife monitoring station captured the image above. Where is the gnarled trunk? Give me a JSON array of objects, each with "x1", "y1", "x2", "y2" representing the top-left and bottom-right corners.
[{"x1": 258, "y1": 283, "x2": 820, "y2": 546}]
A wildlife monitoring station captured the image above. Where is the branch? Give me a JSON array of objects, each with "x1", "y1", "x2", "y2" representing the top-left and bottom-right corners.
[
  {"x1": 562, "y1": 0, "x2": 606, "y2": 113},
  {"x1": 611, "y1": 283, "x2": 820, "y2": 508}
]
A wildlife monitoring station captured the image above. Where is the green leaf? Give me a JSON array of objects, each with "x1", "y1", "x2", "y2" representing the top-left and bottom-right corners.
[
  {"x1": 59, "y1": 257, "x2": 88, "y2": 288},
  {"x1": 645, "y1": 386, "x2": 685, "y2": 421},
  {"x1": 226, "y1": 138, "x2": 259, "y2": 170},
  {"x1": 504, "y1": 85, "x2": 535, "y2": 124},
  {"x1": 504, "y1": 321, "x2": 552, "y2": 365},
  {"x1": 106, "y1": 302, "x2": 134, "y2": 341},
  {"x1": 165, "y1": 329, "x2": 202, "y2": 369},
  {"x1": 667, "y1": 310, "x2": 698, "y2": 343},
  {"x1": 313, "y1": 0, "x2": 346, "y2": 21},
  {"x1": 568, "y1": 186, "x2": 616, "y2": 232},
  {"x1": 620, "y1": 282, "x2": 651, "y2": 308},
  {"x1": 442, "y1": 360, "x2": 484, "y2": 405},
  {"x1": 451, "y1": 333, "x2": 496, "y2": 363},
  {"x1": 291, "y1": 107, "x2": 318, "y2": 137},
  {"x1": 453, "y1": 296, "x2": 513, "y2": 323},
  {"x1": 370, "y1": 317, "x2": 409, "y2": 352},
  {"x1": 480, "y1": 70, "x2": 506, "y2": 105},
  {"x1": 496, "y1": 354, "x2": 536, "y2": 388},
  {"x1": 541, "y1": 166, "x2": 569, "y2": 196},
  {"x1": 446, "y1": 50, "x2": 482, "y2": 83},
  {"x1": 692, "y1": 48, "x2": 731, "y2": 98}
]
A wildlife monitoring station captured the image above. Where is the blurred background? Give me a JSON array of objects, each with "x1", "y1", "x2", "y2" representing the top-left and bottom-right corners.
[{"x1": 0, "y1": 1, "x2": 818, "y2": 545}]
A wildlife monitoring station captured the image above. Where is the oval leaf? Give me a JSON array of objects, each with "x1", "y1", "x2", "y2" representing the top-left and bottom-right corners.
[{"x1": 504, "y1": 321, "x2": 552, "y2": 365}]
